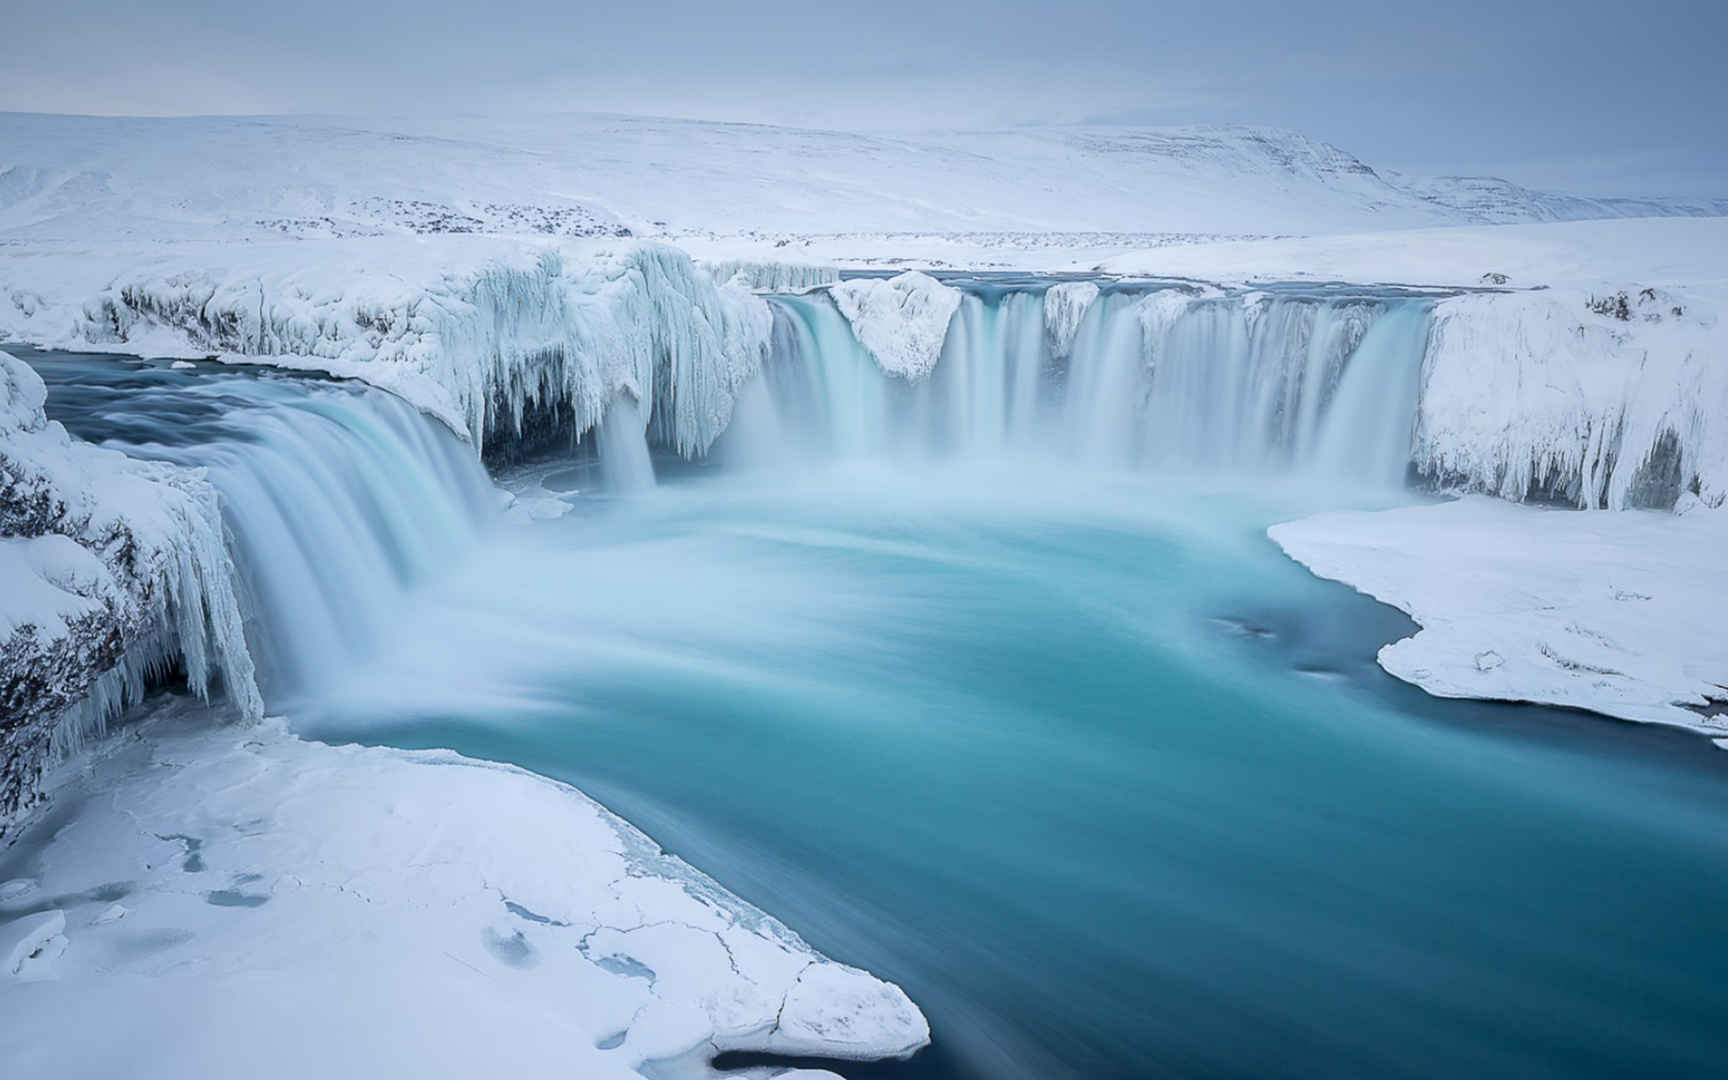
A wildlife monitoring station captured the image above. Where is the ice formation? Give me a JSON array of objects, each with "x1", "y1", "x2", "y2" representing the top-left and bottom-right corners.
[
  {"x1": 1042, "y1": 280, "x2": 1099, "y2": 359},
  {"x1": 0, "y1": 706, "x2": 929, "y2": 1076},
  {"x1": 826, "y1": 271, "x2": 962, "y2": 379},
  {"x1": 0, "y1": 351, "x2": 260, "y2": 830},
  {"x1": 1271, "y1": 497, "x2": 1728, "y2": 739},
  {"x1": 704, "y1": 259, "x2": 841, "y2": 293},
  {"x1": 1412, "y1": 289, "x2": 1727, "y2": 510},
  {"x1": 18, "y1": 240, "x2": 773, "y2": 463}
]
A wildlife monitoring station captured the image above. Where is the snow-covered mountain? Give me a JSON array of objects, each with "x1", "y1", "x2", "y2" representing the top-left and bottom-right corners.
[
  {"x1": 1387, "y1": 172, "x2": 1728, "y2": 225},
  {"x1": 2, "y1": 112, "x2": 1720, "y2": 246}
]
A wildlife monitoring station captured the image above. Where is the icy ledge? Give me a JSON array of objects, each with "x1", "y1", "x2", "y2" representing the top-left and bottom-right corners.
[
  {"x1": 0, "y1": 705, "x2": 929, "y2": 1078},
  {"x1": 1271, "y1": 497, "x2": 1728, "y2": 744}
]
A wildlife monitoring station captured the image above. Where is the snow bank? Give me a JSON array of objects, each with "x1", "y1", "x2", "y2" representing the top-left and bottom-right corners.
[
  {"x1": 1042, "y1": 281, "x2": 1099, "y2": 359},
  {"x1": 1, "y1": 350, "x2": 261, "y2": 832},
  {"x1": 0, "y1": 705, "x2": 929, "y2": 1077},
  {"x1": 1271, "y1": 497, "x2": 1728, "y2": 740},
  {"x1": 2, "y1": 238, "x2": 772, "y2": 461},
  {"x1": 1413, "y1": 289, "x2": 1727, "y2": 510},
  {"x1": 826, "y1": 271, "x2": 961, "y2": 380}
]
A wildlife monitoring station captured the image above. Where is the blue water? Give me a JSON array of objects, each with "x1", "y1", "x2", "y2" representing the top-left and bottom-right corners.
[
  {"x1": 297, "y1": 466, "x2": 1728, "y2": 1080},
  {"x1": 26, "y1": 348, "x2": 1728, "y2": 1080}
]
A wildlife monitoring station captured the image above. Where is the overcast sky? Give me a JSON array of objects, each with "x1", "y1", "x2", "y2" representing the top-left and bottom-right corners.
[{"x1": 3, "y1": 0, "x2": 1723, "y2": 195}]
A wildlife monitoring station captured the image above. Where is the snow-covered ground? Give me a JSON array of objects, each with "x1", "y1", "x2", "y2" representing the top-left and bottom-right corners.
[
  {"x1": 1271, "y1": 497, "x2": 1728, "y2": 745},
  {"x1": 0, "y1": 702, "x2": 927, "y2": 1078},
  {"x1": 4, "y1": 112, "x2": 1722, "y2": 250}
]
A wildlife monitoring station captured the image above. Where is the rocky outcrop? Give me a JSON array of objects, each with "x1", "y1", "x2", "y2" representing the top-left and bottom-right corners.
[{"x1": 0, "y1": 350, "x2": 260, "y2": 835}]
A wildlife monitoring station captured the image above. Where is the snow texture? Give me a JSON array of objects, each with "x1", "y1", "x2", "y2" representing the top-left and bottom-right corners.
[
  {"x1": 1, "y1": 350, "x2": 261, "y2": 832},
  {"x1": 3, "y1": 113, "x2": 1716, "y2": 247},
  {"x1": 827, "y1": 272, "x2": 961, "y2": 380},
  {"x1": 1042, "y1": 281, "x2": 1100, "y2": 359},
  {"x1": 0, "y1": 705, "x2": 929, "y2": 1077},
  {"x1": 1271, "y1": 497, "x2": 1728, "y2": 740}
]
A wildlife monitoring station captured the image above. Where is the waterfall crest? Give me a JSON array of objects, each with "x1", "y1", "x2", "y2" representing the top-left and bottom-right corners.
[{"x1": 720, "y1": 283, "x2": 1434, "y2": 484}]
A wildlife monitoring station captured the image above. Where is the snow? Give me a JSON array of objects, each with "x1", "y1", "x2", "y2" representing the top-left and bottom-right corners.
[
  {"x1": 0, "y1": 238, "x2": 773, "y2": 460},
  {"x1": 1, "y1": 349, "x2": 262, "y2": 828},
  {"x1": 1099, "y1": 217, "x2": 1728, "y2": 293},
  {"x1": 1414, "y1": 289, "x2": 1727, "y2": 510},
  {"x1": 0, "y1": 909, "x2": 64, "y2": 979},
  {"x1": 1102, "y1": 220, "x2": 1728, "y2": 513},
  {"x1": 4, "y1": 113, "x2": 1718, "y2": 260},
  {"x1": 0, "y1": 704, "x2": 928, "y2": 1077},
  {"x1": 827, "y1": 272, "x2": 961, "y2": 380},
  {"x1": 1270, "y1": 497, "x2": 1728, "y2": 739},
  {"x1": 1042, "y1": 281, "x2": 1099, "y2": 359}
]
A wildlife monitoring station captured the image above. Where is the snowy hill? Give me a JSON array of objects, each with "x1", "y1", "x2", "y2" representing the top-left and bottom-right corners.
[
  {"x1": 1388, "y1": 172, "x2": 1728, "y2": 225},
  {"x1": 3, "y1": 112, "x2": 1721, "y2": 246}
]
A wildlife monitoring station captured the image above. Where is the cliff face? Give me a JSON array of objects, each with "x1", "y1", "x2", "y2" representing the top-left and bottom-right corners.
[{"x1": 0, "y1": 350, "x2": 260, "y2": 834}]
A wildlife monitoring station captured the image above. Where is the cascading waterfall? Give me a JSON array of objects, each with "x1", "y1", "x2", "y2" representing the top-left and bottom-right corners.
[
  {"x1": 35, "y1": 361, "x2": 496, "y2": 700},
  {"x1": 717, "y1": 282, "x2": 1434, "y2": 485}
]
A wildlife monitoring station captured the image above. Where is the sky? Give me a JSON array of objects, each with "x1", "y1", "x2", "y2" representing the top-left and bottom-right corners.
[{"x1": 3, "y1": 0, "x2": 1724, "y2": 196}]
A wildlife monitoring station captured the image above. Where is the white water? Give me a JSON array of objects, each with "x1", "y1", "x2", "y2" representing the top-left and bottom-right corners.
[
  {"x1": 721, "y1": 284, "x2": 1433, "y2": 484},
  {"x1": 38, "y1": 362, "x2": 496, "y2": 698},
  {"x1": 597, "y1": 394, "x2": 657, "y2": 493}
]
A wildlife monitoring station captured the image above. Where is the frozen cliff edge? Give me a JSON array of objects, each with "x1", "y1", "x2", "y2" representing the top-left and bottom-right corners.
[
  {"x1": 0, "y1": 350, "x2": 262, "y2": 832},
  {"x1": 2, "y1": 238, "x2": 773, "y2": 462},
  {"x1": 1270, "y1": 497, "x2": 1728, "y2": 743},
  {"x1": 0, "y1": 706, "x2": 930, "y2": 1076},
  {"x1": 1413, "y1": 288, "x2": 1727, "y2": 511}
]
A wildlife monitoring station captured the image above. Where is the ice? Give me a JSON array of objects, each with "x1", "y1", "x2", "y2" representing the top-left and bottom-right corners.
[
  {"x1": 827, "y1": 272, "x2": 962, "y2": 380},
  {"x1": 1413, "y1": 290, "x2": 1726, "y2": 510},
  {"x1": 1, "y1": 350, "x2": 261, "y2": 829},
  {"x1": 0, "y1": 708, "x2": 929, "y2": 1077},
  {"x1": 1270, "y1": 497, "x2": 1728, "y2": 736}
]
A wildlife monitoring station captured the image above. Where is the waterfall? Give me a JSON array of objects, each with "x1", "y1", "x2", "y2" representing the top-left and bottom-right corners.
[
  {"x1": 597, "y1": 394, "x2": 657, "y2": 492},
  {"x1": 43, "y1": 364, "x2": 497, "y2": 700},
  {"x1": 718, "y1": 283, "x2": 1434, "y2": 484}
]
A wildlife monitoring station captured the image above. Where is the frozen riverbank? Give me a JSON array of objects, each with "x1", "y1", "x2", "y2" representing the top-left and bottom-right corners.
[
  {"x1": 1271, "y1": 497, "x2": 1728, "y2": 744},
  {"x1": 0, "y1": 702, "x2": 927, "y2": 1078}
]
